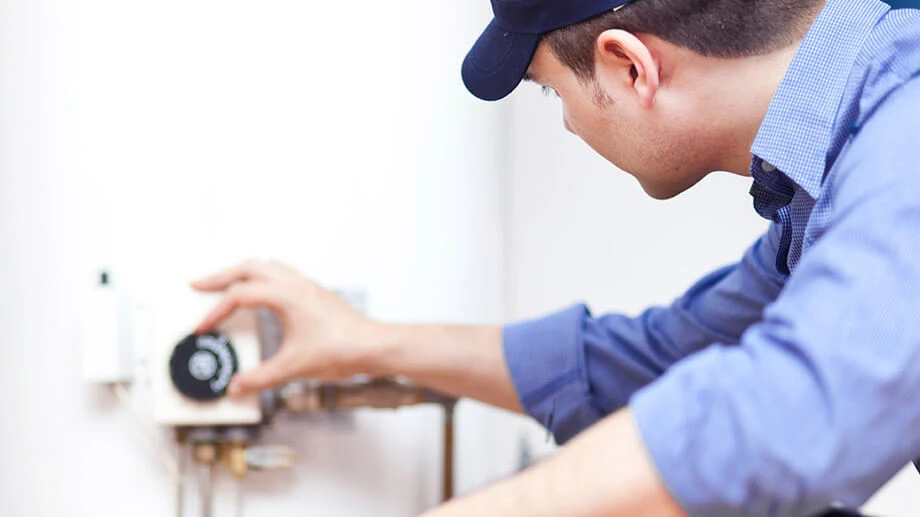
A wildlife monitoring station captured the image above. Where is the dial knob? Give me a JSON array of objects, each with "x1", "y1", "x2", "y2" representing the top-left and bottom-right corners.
[{"x1": 169, "y1": 333, "x2": 239, "y2": 401}]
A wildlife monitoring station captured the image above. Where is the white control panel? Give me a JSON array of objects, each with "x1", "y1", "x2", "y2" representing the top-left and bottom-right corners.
[{"x1": 149, "y1": 288, "x2": 261, "y2": 426}]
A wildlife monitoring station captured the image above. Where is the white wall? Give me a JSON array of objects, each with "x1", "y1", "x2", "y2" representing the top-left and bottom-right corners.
[
  {"x1": 505, "y1": 78, "x2": 920, "y2": 514},
  {"x1": 0, "y1": 1, "x2": 522, "y2": 515}
]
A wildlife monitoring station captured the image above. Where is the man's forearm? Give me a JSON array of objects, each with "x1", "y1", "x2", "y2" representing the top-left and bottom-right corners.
[
  {"x1": 423, "y1": 407, "x2": 685, "y2": 517},
  {"x1": 364, "y1": 323, "x2": 524, "y2": 413}
]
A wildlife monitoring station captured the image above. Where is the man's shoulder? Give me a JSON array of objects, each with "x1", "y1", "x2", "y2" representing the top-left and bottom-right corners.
[
  {"x1": 829, "y1": 76, "x2": 920, "y2": 205},
  {"x1": 853, "y1": 7, "x2": 920, "y2": 126}
]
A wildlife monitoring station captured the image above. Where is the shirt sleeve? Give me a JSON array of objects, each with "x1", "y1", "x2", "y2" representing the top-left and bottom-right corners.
[
  {"x1": 631, "y1": 78, "x2": 920, "y2": 516},
  {"x1": 503, "y1": 219, "x2": 785, "y2": 443}
]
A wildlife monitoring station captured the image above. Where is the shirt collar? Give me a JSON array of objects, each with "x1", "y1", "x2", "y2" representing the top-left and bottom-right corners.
[{"x1": 750, "y1": 0, "x2": 889, "y2": 199}]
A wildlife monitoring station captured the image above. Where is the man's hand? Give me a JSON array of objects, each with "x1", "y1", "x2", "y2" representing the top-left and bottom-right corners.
[
  {"x1": 192, "y1": 260, "x2": 382, "y2": 397},
  {"x1": 191, "y1": 259, "x2": 522, "y2": 411}
]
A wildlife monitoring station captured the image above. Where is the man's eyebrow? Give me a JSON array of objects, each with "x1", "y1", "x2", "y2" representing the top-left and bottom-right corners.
[{"x1": 523, "y1": 70, "x2": 535, "y2": 83}]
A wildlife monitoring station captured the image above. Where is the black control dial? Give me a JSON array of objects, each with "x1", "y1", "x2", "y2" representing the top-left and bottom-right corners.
[{"x1": 169, "y1": 333, "x2": 239, "y2": 401}]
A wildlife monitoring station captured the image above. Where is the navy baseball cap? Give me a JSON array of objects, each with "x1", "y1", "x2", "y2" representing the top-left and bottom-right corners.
[{"x1": 463, "y1": 0, "x2": 632, "y2": 101}]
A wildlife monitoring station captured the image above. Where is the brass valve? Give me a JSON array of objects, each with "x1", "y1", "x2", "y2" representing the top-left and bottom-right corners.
[
  {"x1": 193, "y1": 442, "x2": 218, "y2": 465},
  {"x1": 226, "y1": 442, "x2": 248, "y2": 479}
]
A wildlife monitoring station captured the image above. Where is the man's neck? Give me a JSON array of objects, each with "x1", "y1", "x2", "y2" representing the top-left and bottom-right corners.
[
  {"x1": 716, "y1": 42, "x2": 803, "y2": 175},
  {"x1": 715, "y1": 2, "x2": 826, "y2": 175}
]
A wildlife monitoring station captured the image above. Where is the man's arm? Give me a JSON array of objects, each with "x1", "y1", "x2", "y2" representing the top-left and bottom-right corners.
[
  {"x1": 423, "y1": 408, "x2": 685, "y2": 517},
  {"x1": 193, "y1": 211, "x2": 784, "y2": 424},
  {"x1": 370, "y1": 323, "x2": 522, "y2": 412},
  {"x1": 191, "y1": 214, "x2": 783, "y2": 418},
  {"x1": 505, "y1": 220, "x2": 785, "y2": 442}
]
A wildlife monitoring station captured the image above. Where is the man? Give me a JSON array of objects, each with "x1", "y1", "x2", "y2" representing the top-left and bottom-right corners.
[{"x1": 192, "y1": 0, "x2": 920, "y2": 514}]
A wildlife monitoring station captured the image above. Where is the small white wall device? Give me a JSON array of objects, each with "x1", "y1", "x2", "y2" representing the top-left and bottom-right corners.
[
  {"x1": 150, "y1": 288, "x2": 262, "y2": 426},
  {"x1": 80, "y1": 271, "x2": 133, "y2": 383}
]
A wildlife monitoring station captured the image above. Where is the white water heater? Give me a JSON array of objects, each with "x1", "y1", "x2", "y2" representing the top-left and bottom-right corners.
[{"x1": 0, "y1": 1, "x2": 519, "y2": 516}]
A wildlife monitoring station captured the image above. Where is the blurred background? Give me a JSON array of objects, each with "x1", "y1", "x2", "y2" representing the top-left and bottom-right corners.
[{"x1": 1, "y1": 0, "x2": 917, "y2": 515}]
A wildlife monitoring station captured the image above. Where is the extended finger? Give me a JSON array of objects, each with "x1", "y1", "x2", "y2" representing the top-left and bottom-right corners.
[
  {"x1": 195, "y1": 281, "x2": 281, "y2": 333},
  {"x1": 190, "y1": 260, "x2": 271, "y2": 292}
]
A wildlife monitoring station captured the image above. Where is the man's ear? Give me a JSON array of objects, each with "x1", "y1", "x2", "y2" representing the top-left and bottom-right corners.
[{"x1": 595, "y1": 29, "x2": 659, "y2": 108}]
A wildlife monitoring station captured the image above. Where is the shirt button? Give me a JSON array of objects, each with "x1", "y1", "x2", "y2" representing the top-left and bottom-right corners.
[{"x1": 761, "y1": 160, "x2": 776, "y2": 172}]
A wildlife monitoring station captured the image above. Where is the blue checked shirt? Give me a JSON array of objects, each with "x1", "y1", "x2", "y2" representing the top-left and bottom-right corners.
[{"x1": 503, "y1": 0, "x2": 920, "y2": 515}]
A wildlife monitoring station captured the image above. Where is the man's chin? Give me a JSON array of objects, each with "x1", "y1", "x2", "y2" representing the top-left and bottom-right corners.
[
  {"x1": 637, "y1": 175, "x2": 706, "y2": 200},
  {"x1": 611, "y1": 159, "x2": 711, "y2": 200},
  {"x1": 637, "y1": 180, "x2": 685, "y2": 200}
]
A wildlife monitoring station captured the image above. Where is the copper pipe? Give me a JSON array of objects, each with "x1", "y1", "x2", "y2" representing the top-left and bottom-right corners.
[
  {"x1": 175, "y1": 428, "x2": 189, "y2": 517},
  {"x1": 278, "y1": 378, "x2": 459, "y2": 502},
  {"x1": 192, "y1": 442, "x2": 218, "y2": 517},
  {"x1": 441, "y1": 400, "x2": 456, "y2": 502}
]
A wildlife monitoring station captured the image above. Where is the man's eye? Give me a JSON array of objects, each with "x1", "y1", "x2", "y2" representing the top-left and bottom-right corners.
[{"x1": 541, "y1": 86, "x2": 559, "y2": 98}]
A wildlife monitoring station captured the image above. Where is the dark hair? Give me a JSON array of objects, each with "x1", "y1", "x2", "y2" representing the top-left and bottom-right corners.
[{"x1": 544, "y1": 0, "x2": 823, "y2": 80}]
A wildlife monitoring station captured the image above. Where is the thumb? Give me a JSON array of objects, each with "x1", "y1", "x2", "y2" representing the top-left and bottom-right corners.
[{"x1": 228, "y1": 348, "x2": 301, "y2": 398}]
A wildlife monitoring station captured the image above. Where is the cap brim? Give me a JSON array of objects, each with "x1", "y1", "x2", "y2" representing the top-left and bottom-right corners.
[{"x1": 462, "y1": 19, "x2": 541, "y2": 102}]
